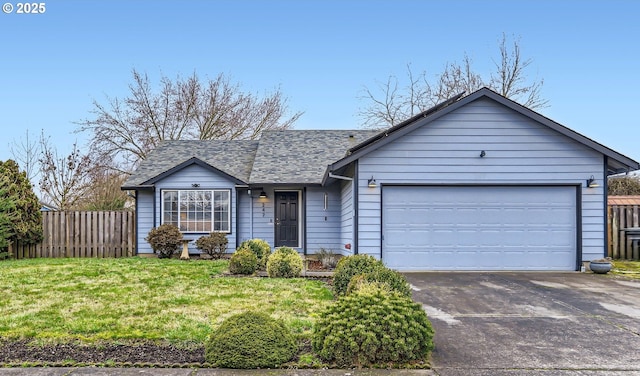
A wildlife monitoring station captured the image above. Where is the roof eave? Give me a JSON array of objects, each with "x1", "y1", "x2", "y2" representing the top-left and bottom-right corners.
[
  {"x1": 120, "y1": 185, "x2": 155, "y2": 191},
  {"x1": 330, "y1": 87, "x2": 640, "y2": 173},
  {"x1": 477, "y1": 89, "x2": 640, "y2": 172},
  {"x1": 329, "y1": 93, "x2": 469, "y2": 172},
  {"x1": 249, "y1": 181, "x2": 324, "y2": 187},
  {"x1": 346, "y1": 92, "x2": 465, "y2": 155}
]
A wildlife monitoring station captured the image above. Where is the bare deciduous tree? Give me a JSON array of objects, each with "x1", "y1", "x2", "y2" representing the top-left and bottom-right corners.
[
  {"x1": 39, "y1": 140, "x2": 93, "y2": 210},
  {"x1": 359, "y1": 34, "x2": 547, "y2": 129},
  {"x1": 608, "y1": 175, "x2": 640, "y2": 196},
  {"x1": 9, "y1": 129, "x2": 43, "y2": 184},
  {"x1": 77, "y1": 70, "x2": 303, "y2": 173},
  {"x1": 77, "y1": 161, "x2": 131, "y2": 211},
  {"x1": 489, "y1": 34, "x2": 547, "y2": 109}
]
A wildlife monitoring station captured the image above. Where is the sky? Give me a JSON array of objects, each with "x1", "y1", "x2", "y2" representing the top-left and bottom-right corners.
[{"x1": 1, "y1": 0, "x2": 639, "y2": 165}]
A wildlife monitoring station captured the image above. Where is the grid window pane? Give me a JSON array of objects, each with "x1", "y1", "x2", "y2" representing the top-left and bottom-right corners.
[
  {"x1": 162, "y1": 191, "x2": 179, "y2": 226},
  {"x1": 162, "y1": 189, "x2": 230, "y2": 233}
]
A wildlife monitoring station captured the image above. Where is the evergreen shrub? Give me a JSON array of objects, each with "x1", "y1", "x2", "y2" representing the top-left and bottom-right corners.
[
  {"x1": 229, "y1": 247, "x2": 258, "y2": 275},
  {"x1": 266, "y1": 246, "x2": 303, "y2": 278},
  {"x1": 238, "y1": 238, "x2": 271, "y2": 269},
  {"x1": 205, "y1": 311, "x2": 297, "y2": 368},
  {"x1": 312, "y1": 284, "x2": 434, "y2": 367},
  {"x1": 346, "y1": 267, "x2": 412, "y2": 298},
  {"x1": 332, "y1": 254, "x2": 385, "y2": 296}
]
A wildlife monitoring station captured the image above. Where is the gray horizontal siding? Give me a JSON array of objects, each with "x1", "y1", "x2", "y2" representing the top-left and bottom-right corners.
[
  {"x1": 340, "y1": 180, "x2": 354, "y2": 256},
  {"x1": 237, "y1": 187, "x2": 276, "y2": 249},
  {"x1": 136, "y1": 191, "x2": 155, "y2": 254},
  {"x1": 357, "y1": 97, "x2": 605, "y2": 262},
  {"x1": 147, "y1": 164, "x2": 238, "y2": 254},
  {"x1": 306, "y1": 186, "x2": 342, "y2": 254}
]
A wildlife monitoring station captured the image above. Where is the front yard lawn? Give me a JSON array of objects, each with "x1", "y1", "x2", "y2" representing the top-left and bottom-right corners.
[{"x1": 0, "y1": 257, "x2": 333, "y2": 348}]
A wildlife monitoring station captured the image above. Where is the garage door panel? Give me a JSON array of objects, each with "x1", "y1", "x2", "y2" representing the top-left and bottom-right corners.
[{"x1": 383, "y1": 186, "x2": 577, "y2": 271}]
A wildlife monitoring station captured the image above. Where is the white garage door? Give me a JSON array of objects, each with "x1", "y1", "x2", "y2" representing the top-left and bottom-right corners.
[{"x1": 382, "y1": 186, "x2": 577, "y2": 271}]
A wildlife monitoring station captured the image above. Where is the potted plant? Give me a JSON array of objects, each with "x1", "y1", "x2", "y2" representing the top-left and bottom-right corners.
[{"x1": 589, "y1": 258, "x2": 612, "y2": 274}]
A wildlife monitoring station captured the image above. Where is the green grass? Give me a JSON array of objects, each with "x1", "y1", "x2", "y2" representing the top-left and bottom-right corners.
[
  {"x1": 0, "y1": 257, "x2": 333, "y2": 347},
  {"x1": 612, "y1": 259, "x2": 640, "y2": 280}
]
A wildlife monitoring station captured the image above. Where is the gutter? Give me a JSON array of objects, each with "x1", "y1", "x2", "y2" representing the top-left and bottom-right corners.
[
  {"x1": 121, "y1": 185, "x2": 155, "y2": 191},
  {"x1": 328, "y1": 172, "x2": 353, "y2": 181}
]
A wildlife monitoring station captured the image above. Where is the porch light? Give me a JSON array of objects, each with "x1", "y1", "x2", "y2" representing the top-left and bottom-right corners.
[
  {"x1": 367, "y1": 176, "x2": 377, "y2": 188},
  {"x1": 586, "y1": 175, "x2": 600, "y2": 188},
  {"x1": 259, "y1": 190, "x2": 268, "y2": 199}
]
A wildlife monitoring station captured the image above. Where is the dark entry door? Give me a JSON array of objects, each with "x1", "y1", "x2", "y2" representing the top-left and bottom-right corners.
[{"x1": 275, "y1": 191, "x2": 298, "y2": 247}]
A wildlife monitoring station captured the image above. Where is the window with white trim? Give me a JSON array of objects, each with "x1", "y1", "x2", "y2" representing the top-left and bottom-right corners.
[{"x1": 162, "y1": 190, "x2": 230, "y2": 233}]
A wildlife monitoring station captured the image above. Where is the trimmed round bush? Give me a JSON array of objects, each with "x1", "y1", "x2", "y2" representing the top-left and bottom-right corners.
[
  {"x1": 266, "y1": 247, "x2": 303, "y2": 278},
  {"x1": 312, "y1": 284, "x2": 435, "y2": 367},
  {"x1": 229, "y1": 247, "x2": 258, "y2": 275},
  {"x1": 144, "y1": 224, "x2": 183, "y2": 258},
  {"x1": 238, "y1": 238, "x2": 271, "y2": 269},
  {"x1": 332, "y1": 254, "x2": 385, "y2": 296},
  {"x1": 346, "y1": 267, "x2": 412, "y2": 298},
  {"x1": 205, "y1": 311, "x2": 297, "y2": 368},
  {"x1": 195, "y1": 232, "x2": 228, "y2": 259}
]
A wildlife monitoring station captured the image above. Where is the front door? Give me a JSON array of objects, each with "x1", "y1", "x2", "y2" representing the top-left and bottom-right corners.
[{"x1": 275, "y1": 191, "x2": 299, "y2": 247}]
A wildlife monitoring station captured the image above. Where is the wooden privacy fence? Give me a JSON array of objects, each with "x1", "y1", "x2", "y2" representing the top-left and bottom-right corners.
[
  {"x1": 608, "y1": 197, "x2": 640, "y2": 260},
  {"x1": 12, "y1": 211, "x2": 135, "y2": 259}
]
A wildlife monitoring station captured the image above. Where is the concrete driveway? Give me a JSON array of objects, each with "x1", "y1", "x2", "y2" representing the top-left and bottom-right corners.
[{"x1": 405, "y1": 272, "x2": 640, "y2": 375}]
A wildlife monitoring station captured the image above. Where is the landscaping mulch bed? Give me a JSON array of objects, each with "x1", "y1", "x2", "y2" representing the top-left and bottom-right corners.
[{"x1": 0, "y1": 340, "x2": 206, "y2": 367}]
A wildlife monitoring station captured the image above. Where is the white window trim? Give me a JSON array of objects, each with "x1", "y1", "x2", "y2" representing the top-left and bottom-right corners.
[{"x1": 161, "y1": 189, "x2": 231, "y2": 234}]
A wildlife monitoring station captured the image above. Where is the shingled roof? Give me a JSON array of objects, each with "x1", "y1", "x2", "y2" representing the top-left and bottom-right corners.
[
  {"x1": 249, "y1": 130, "x2": 378, "y2": 184},
  {"x1": 122, "y1": 130, "x2": 379, "y2": 188},
  {"x1": 122, "y1": 140, "x2": 259, "y2": 188}
]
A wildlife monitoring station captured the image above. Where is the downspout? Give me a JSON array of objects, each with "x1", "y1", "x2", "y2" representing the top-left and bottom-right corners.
[
  {"x1": 603, "y1": 156, "x2": 609, "y2": 259},
  {"x1": 235, "y1": 188, "x2": 240, "y2": 249},
  {"x1": 153, "y1": 189, "x2": 157, "y2": 228},
  {"x1": 329, "y1": 171, "x2": 356, "y2": 254},
  {"x1": 353, "y1": 161, "x2": 359, "y2": 255},
  {"x1": 249, "y1": 189, "x2": 253, "y2": 239},
  {"x1": 133, "y1": 191, "x2": 139, "y2": 256},
  {"x1": 303, "y1": 187, "x2": 307, "y2": 255}
]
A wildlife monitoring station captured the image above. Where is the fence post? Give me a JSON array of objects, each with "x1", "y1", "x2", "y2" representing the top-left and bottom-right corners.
[
  {"x1": 127, "y1": 211, "x2": 135, "y2": 257},
  {"x1": 610, "y1": 206, "x2": 619, "y2": 259}
]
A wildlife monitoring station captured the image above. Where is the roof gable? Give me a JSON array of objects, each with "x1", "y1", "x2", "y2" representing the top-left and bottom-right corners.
[
  {"x1": 329, "y1": 87, "x2": 639, "y2": 174},
  {"x1": 122, "y1": 140, "x2": 259, "y2": 189},
  {"x1": 143, "y1": 157, "x2": 245, "y2": 185}
]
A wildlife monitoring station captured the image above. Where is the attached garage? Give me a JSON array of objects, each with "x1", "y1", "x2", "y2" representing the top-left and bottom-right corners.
[
  {"x1": 325, "y1": 88, "x2": 639, "y2": 271},
  {"x1": 382, "y1": 185, "x2": 578, "y2": 271}
]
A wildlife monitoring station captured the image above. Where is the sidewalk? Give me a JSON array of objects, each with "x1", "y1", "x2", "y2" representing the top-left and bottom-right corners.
[{"x1": 0, "y1": 368, "x2": 435, "y2": 376}]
